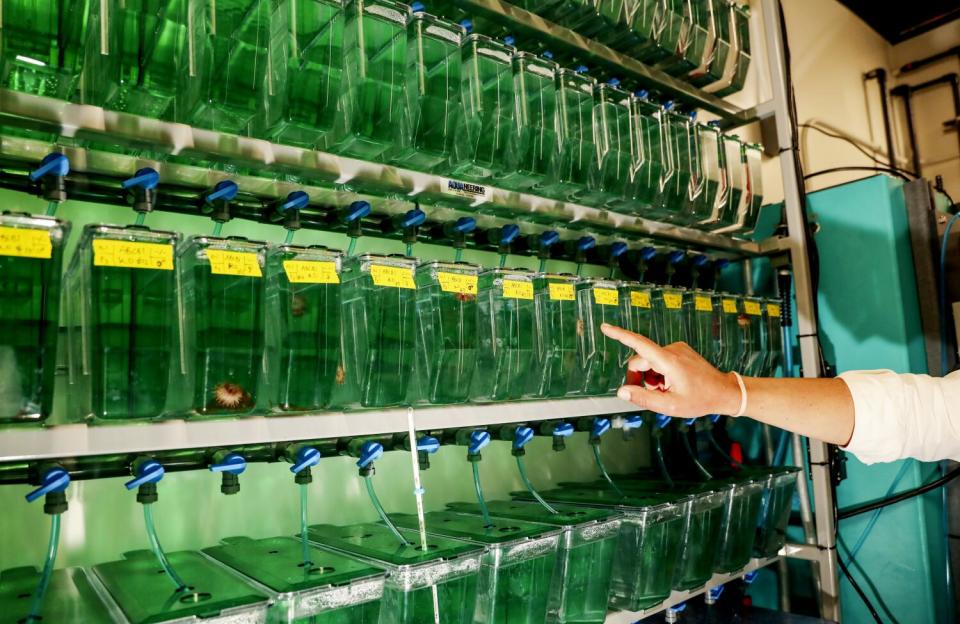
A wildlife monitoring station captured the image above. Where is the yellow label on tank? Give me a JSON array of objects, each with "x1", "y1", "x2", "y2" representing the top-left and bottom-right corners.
[
  {"x1": 206, "y1": 249, "x2": 262, "y2": 277},
  {"x1": 630, "y1": 291, "x2": 651, "y2": 308},
  {"x1": 0, "y1": 226, "x2": 52, "y2": 259},
  {"x1": 767, "y1": 303, "x2": 781, "y2": 317},
  {"x1": 370, "y1": 264, "x2": 415, "y2": 289},
  {"x1": 744, "y1": 300, "x2": 762, "y2": 316},
  {"x1": 438, "y1": 272, "x2": 478, "y2": 295},
  {"x1": 695, "y1": 295, "x2": 713, "y2": 312},
  {"x1": 548, "y1": 282, "x2": 575, "y2": 301},
  {"x1": 663, "y1": 292, "x2": 683, "y2": 309},
  {"x1": 93, "y1": 239, "x2": 173, "y2": 270},
  {"x1": 722, "y1": 298, "x2": 739, "y2": 314},
  {"x1": 593, "y1": 288, "x2": 619, "y2": 306},
  {"x1": 502, "y1": 280, "x2": 534, "y2": 300},
  {"x1": 283, "y1": 260, "x2": 339, "y2": 284}
]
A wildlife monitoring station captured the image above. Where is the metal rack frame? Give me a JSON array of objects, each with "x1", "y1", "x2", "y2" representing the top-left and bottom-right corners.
[{"x1": 0, "y1": 0, "x2": 841, "y2": 619}]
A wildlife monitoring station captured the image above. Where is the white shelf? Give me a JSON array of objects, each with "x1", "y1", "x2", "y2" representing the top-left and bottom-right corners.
[
  {"x1": 604, "y1": 555, "x2": 782, "y2": 622},
  {"x1": 0, "y1": 90, "x2": 784, "y2": 256},
  {"x1": 0, "y1": 397, "x2": 631, "y2": 463}
]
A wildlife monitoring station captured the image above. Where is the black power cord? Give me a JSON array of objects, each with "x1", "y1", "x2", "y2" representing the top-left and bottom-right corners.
[
  {"x1": 839, "y1": 464, "x2": 960, "y2": 520},
  {"x1": 798, "y1": 123, "x2": 918, "y2": 178},
  {"x1": 837, "y1": 555, "x2": 885, "y2": 623},
  {"x1": 803, "y1": 165, "x2": 915, "y2": 183}
]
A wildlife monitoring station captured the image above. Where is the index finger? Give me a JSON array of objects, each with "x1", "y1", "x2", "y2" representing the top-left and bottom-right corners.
[{"x1": 600, "y1": 323, "x2": 670, "y2": 369}]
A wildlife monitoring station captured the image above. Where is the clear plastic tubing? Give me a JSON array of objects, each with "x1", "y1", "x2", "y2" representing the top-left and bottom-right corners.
[
  {"x1": 364, "y1": 476, "x2": 408, "y2": 546},
  {"x1": 24, "y1": 513, "x2": 61, "y2": 622},
  {"x1": 44, "y1": 201, "x2": 57, "y2": 216},
  {"x1": 681, "y1": 429, "x2": 713, "y2": 480},
  {"x1": 144, "y1": 504, "x2": 187, "y2": 592},
  {"x1": 592, "y1": 445, "x2": 625, "y2": 498},
  {"x1": 134, "y1": 212, "x2": 146, "y2": 226},
  {"x1": 299, "y1": 483, "x2": 312, "y2": 566},
  {"x1": 654, "y1": 437, "x2": 675, "y2": 488},
  {"x1": 516, "y1": 456, "x2": 558, "y2": 514},
  {"x1": 285, "y1": 229, "x2": 295, "y2": 245},
  {"x1": 212, "y1": 221, "x2": 223, "y2": 237},
  {"x1": 472, "y1": 461, "x2": 494, "y2": 527},
  {"x1": 347, "y1": 238, "x2": 358, "y2": 257}
]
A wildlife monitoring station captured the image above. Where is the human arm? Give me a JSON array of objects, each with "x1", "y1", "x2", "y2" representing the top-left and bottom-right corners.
[
  {"x1": 602, "y1": 323, "x2": 960, "y2": 463},
  {"x1": 600, "y1": 323, "x2": 856, "y2": 445}
]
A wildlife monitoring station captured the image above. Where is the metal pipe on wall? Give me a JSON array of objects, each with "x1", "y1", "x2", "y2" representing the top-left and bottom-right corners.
[
  {"x1": 892, "y1": 73, "x2": 960, "y2": 182},
  {"x1": 864, "y1": 68, "x2": 898, "y2": 170}
]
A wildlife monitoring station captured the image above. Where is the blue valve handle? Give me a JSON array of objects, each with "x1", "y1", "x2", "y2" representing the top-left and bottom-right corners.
[
  {"x1": 634, "y1": 89, "x2": 649, "y2": 99},
  {"x1": 417, "y1": 436, "x2": 440, "y2": 454},
  {"x1": 290, "y1": 447, "x2": 321, "y2": 474},
  {"x1": 357, "y1": 441, "x2": 384, "y2": 469},
  {"x1": 668, "y1": 250, "x2": 686, "y2": 264},
  {"x1": 692, "y1": 254, "x2": 709, "y2": 267},
  {"x1": 121, "y1": 168, "x2": 159, "y2": 190},
  {"x1": 539, "y1": 230, "x2": 560, "y2": 248},
  {"x1": 663, "y1": 100, "x2": 675, "y2": 111},
  {"x1": 504, "y1": 35, "x2": 515, "y2": 46},
  {"x1": 639, "y1": 246, "x2": 657, "y2": 261},
  {"x1": 410, "y1": 1, "x2": 424, "y2": 10},
  {"x1": 575, "y1": 65, "x2": 589, "y2": 73},
  {"x1": 744, "y1": 571, "x2": 759, "y2": 584},
  {"x1": 591, "y1": 417, "x2": 611, "y2": 438},
  {"x1": 452, "y1": 216, "x2": 476, "y2": 234},
  {"x1": 29, "y1": 153, "x2": 69, "y2": 181},
  {"x1": 499, "y1": 224, "x2": 520, "y2": 246},
  {"x1": 683, "y1": 418, "x2": 697, "y2": 427},
  {"x1": 715, "y1": 258, "x2": 730, "y2": 270},
  {"x1": 401, "y1": 208, "x2": 426, "y2": 229},
  {"x1": 206, "y1": 180, "x2": 238, "y2": 203},
  {"x1": 622, "y1": 415, "x2": 644, "y2": 431},
  {"x1": 669, "y1": 602, "x2": 687, "y2": 613},
  {"x1": 552, "y1": 423, "x2": 574, "y2": 437},
  {"x1": 468, "y1": 430, "x2": 491, "y2": 455},
  {"x1": 655, "y1": 413, "x2": 673, "y2": 430},
  {"x1": 688, "y1": 110, "x2": 698, "y2": 120},
  {"x1": 280, "y1": 190, "x2": 310, "y2": 212},
  {"x1": 607, "y1": 77, "x2": 621, "y2": 86},
  {"x1": 708, "y1": 584, "x2": 725, "y2": 601},
  {"x1": 543, "y1": 50, "x2": 554, "y2": 59},
  {"x1": 25, "y1": 467, "x2": 70, "y2": 503},
  {"x1": 459, "y1": 19, "x2": 473, "y2": 32},
  {"x1": 125, "y1": 460, "x2": 164, "y2": 490},
  {"x1": 209, "y1": 453, "x2": 247, "y2": 475},
  {"x1": 513, "y1": 426, "x2": 535, "y2": 450},
  {"x1": 576, "y1": 236, "x2": 596, "y2": 252},
  {"x1": 609, "y1": 242, "x2": 628, "y2": 258},
  {"x1": 710, "y1": 414, "x2": 722, "y2": 424},
  {"x1": 343, "y1": 200, "x2": 371, "y2": 223},
  {"x1": 708, "y1": 119, "x2": 722, "y2": 128}
]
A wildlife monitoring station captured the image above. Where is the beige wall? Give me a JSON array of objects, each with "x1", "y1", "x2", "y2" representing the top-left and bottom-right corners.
[
  {"x1": 733, "y1": 0, "x2": 958, "y2": 204},
  {"x1": 890, "y1": 20, "x2": 960, "y2": 201}
]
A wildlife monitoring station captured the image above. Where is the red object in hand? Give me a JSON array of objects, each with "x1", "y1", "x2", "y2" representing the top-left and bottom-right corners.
[
  {"x1": 644, "y1": 370, "x2": 667, "y2": 391},
  {"x1": 626, "y1": 369, "x2": 643, "y2": 386},
  {"x1": 730, "y1": 442, "x2": 744, "y2": 465}
]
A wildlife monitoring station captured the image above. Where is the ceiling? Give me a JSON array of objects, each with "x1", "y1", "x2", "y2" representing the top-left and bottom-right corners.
[{"x1": 837, "y1": 0, "x2": 960, "y2": 43}]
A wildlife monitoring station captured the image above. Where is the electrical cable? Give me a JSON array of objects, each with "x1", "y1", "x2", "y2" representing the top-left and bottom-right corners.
[
  {"x1": 803, "y1": 166, "x2": 914, "y2": 182},
  {"x1": 143, "y1": 504, "x2": 187, "y2": 593},
  {"x1": 592, "y1": 445, "x2": 625, "y2": 497},
  {"x1": 472, "y1": 461, "x2": 494, "y2": 528},
  {"x1": 799, "y1": 123, "x2": 917, "y2": 176},
  {"x1": 23, "y1": 513, "x2": 60, "y2": 622},
  {"x1": 516, "y1": 456, "x2": 559, "y2": 514},
  {"x1": 837, "y1": 555, "x2": 885, "y2": 624},
  {"x1": 846, "y1": 461, "x2": 913, "y2": 560},
  {"x1": 364, "y1": 476, "x2": 408, "y2": 546},
  {"x1": 839, "y1": 464, "x2": 960, "y2": 520}
]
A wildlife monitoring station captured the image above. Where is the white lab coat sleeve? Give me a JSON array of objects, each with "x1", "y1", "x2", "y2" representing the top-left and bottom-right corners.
[{"x1": 839, "y1": 369, "x2": 960, "y2": 464}]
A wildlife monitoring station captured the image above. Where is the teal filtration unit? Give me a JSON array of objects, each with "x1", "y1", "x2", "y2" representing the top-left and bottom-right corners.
[{"x1": 806, "y1": 175, "x2": 950, "y2": 623}]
